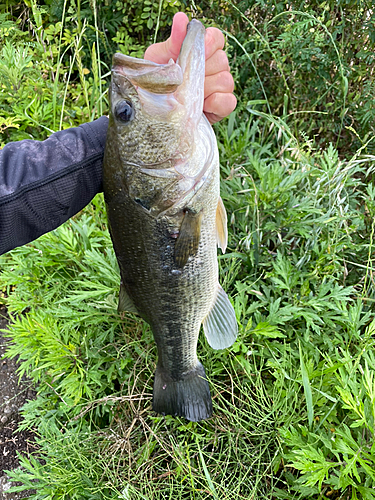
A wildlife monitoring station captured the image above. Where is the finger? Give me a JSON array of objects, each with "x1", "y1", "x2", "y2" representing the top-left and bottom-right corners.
[
  {"x1": 205, "y1": 112, "x2": 223, "y2": 125},
  {"x1": 204, "y1": 93, "x2": 237, "y2": 124},
  {"x1": 144, "y1": 12, "x2": 189, "y2": 63},
  {"x1": 204, "y1": 71, "x2": 234, "y2": 100},
  {"x1": 205, "y1": 49, "x2": 230, "y2": 76},
  {"x1": 204, "y1": 27, "x2": 225, "y2": 60}
]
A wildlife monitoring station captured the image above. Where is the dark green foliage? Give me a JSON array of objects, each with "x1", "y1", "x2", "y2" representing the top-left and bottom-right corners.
[
  {"x1": 201, "y1": 0, "x2": 375, "y2": 154},
  {"x1": 0, "y1": 0, "x2": 183, "y2": 145},
  {"x1": 215, "y1": 109, "x2": 375, "y2": 498}
]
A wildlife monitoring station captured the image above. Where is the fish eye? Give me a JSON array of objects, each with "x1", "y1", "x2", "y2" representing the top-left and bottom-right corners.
[{"x1": 115, "y1": 100, "x2": 133, "y2": 123}]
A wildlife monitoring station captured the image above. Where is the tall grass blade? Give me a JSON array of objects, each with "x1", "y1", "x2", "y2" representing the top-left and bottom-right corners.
[
  {"x1": 53, "y1": 0, "x2": 68, "y2": 130},
  {"x1": 299, "y1": 341, "x2": 314, "y2": 429},
  {"x1": 197, "y1": 441, "x2": 219, "y2": 500},
  {"x1": 91, "y1": 0, "x2": 103, "y2": 117}
]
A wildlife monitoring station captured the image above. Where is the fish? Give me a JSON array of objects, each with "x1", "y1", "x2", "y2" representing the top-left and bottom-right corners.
[{"x1": 103, "y1": 19, "x2": 237, "y2": 422}]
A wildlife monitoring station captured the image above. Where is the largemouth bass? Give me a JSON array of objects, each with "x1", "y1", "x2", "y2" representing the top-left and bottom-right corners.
[{"x1": 103, "y1": 19, "x2": 237, "y2": 422}]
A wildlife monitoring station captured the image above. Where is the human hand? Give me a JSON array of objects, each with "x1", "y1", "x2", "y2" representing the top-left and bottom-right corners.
[{"x1": 144, "y1": 12, "x2": 237, "y2": 125}]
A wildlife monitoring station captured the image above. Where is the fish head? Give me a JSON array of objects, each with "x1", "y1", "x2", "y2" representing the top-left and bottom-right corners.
[{"x1": 108, "y1": 19, "x2": 206, "y2": 166}]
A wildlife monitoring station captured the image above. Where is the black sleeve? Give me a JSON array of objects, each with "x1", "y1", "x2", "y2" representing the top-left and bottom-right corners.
[{"x1": 0, "y1": 116, "x2": 109, "y2": 256}]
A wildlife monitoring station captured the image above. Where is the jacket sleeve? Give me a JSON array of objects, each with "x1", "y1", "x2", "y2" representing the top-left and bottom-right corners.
[{"x1": 0, "y1": 116, "x2": 108, "y2": 256}]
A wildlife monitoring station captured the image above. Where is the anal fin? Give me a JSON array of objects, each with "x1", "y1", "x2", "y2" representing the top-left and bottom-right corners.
[
  {"x1": 174, "y1": 210, "x2": 203, "y2": 267},
  {"x1": 203, "y1": 284, "x2": 237, "y2": 350},
  {"x1": 118, "y1": 283, "x2": 139, "y2": 314}
]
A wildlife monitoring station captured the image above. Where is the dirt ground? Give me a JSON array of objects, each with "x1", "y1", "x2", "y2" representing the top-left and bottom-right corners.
[{"x1": 0, "y1": 305, "x2": 37, "y2": 499}]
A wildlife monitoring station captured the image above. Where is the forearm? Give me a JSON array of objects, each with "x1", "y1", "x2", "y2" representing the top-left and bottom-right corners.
[{"x1": 0, "y1": 117, "x2": 108, "y2": 255}]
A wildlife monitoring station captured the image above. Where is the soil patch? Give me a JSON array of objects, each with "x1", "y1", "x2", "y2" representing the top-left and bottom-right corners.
[{"x1": 0, "y1": 305, "x2": 37, "y2": 499}]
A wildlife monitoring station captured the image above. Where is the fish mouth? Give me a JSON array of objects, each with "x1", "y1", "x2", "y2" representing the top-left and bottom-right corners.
[
  {"x1": 112, "y1": 54, "x2": 183, "y2": 94},
  {"x1": 176, "y1": 19, "x2": 205, "y2": 74},
  {"x1": 111, "y1": 19, "x2": 205, "y2": 99},
  {"x1": 171, "y1": 19, "x2": 205, "y2": 126},
  {"x1": 110, "y1": 18, "x2": 206, "y2": 133}
]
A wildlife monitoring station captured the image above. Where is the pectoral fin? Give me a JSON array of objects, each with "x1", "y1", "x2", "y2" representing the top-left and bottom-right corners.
[
  {"x1": 118, "y1": 283, "x2": 139, "y2": 314},
  {"x1": 202, "y1": 284, "x2": 237, "y2": 350},
  {"x1": 216, "y1": 197, "x2": 228, "y2": 253},
  {"x1": 174, "y1": 210, "x2": 203, "y2": 267}
]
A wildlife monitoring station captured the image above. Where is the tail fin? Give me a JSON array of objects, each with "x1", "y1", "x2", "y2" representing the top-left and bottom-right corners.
[{"x1": 153, "y1": 362, "x2": 212, "y2": 422}]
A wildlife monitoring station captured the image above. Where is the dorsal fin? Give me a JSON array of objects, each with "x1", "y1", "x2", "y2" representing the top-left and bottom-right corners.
[{"x1": 118, "y1": 283, "x2": 139, "y2": 315}]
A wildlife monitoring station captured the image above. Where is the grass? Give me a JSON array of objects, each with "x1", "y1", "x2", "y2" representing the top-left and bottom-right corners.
[
  {"x1": 1, "y1": 110, "x2": 375, "y2": 498},
  {"x1": 0, "y1": 0, "x2": 108, "y2": 147}
]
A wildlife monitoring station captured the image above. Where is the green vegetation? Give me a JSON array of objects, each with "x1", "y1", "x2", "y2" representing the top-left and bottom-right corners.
[{"x1": 1, "y1": 0, "x2": 375, "y2": 498}]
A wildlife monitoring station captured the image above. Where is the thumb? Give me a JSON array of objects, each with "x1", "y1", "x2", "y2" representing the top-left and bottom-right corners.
[{"x1": 144, "y1": 12, "x2": 189, "y2": 63}]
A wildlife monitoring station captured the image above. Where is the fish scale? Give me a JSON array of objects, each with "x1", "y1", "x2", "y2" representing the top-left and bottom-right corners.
[{"x1": 103, "y1": 19, "x2": 237, "y2": 421}]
